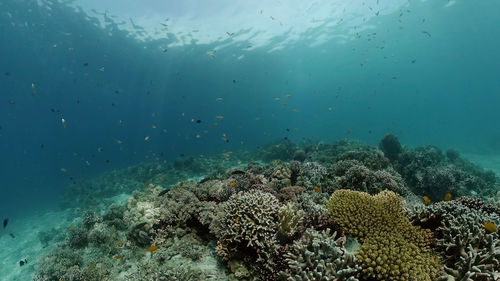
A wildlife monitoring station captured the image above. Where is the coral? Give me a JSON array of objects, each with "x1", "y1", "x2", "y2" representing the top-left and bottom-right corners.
[
  {"x1": 356, "y1": 233, "x2": 440, "y2": 281},
  {"x1": 410, "y1": 201, "x2": 500, "y2": 280},
  {"x1": 277, "y1": 202, "x2": 305, "y2": 241},
  {"x1": 298, "y1": 193, "x2": 328, "y2": 228},
  {"x1": 278, "y1": 185, "x2": 305, "y2": 203},
  {"x1": 379, "y1": 134, "x2": 403, "y2": 161},
  {"x1": 34, "y1": 248, "x2": 83, "y2": 280},
  {"x1": 328, "y1": 190, "x2": 440, "y2": 281},
  {"x1": 336, "y1": 164, "x2": 408, "y2": 195},
  {"x1": 280, "y1": 228, "x2": 360, "y2": 281},
  {"x1": 456, "y1": 196, "x2": 500, "y2": 216},
  {"x1": 67, "y1": 225, "x2": 89, "y2": 248},
  {"x1": 293, "y1": 150, "x2": 307, "y2": 162},
  {"x1": 295, "y1": 161, "x2": 330, "y2": 192},
  {"x1": 210, "y1": 190, "x2": 280, "y2": 273}
]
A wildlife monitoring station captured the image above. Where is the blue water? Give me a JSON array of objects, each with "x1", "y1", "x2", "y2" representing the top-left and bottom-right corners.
[{"x1": 0, "y1": 0, "x2": 499, "y2": 219}]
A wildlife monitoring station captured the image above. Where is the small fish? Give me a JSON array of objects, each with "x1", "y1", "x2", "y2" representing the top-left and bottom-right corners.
[
  {"x1": 216, "y1": 97, "x2": 223, "y2": 101},
  {"x1": 226, "y1": 32, "x2": 235, "y2": 36},
  {"x1": 285, "y1": 93, "x2": 292, "y2": 98},
  {"x1": 328, "y1": 107, "x2": 333, "y2": 111},
  {"x1": 270, "y1": 15, "x2": 275, "y2": 20},
  {"x1": 209, "y1": 53, "x2": 216, "y2": 58},
  {"x1": 60, "y1": 168, "x2": 67, "y2": 173},
  {"x1": 314, "y1": 186, "x2": 320, "y2": 193},
  {"x1": 116, "y1": 139, "x2": 123, "y2": 144},
  {"x1": 3, "y1": 218, "x2": 8, "y2": 228},
  {"x1": 196, "y1": 120, "x2": 202, "y2": 123},
  {"x1": 61, "y1": 118, "x2": 67, "y2": 128},
  {"x1": 484, "y1": 221, "x2": 497, "y2": 233},
  {"x1": 274, "y1": 97, "x2": 280, "y2": 101},
  {"x1": 9, "y1": 233, "x2": 15, "y2": 238},
  {"x1": 423, "y1": 196, "x2": 431, "y2": 205},
  {"x1": 235, "y1": 217, "x2": 240, "y2": 222},
  {"x1": 147, "y1": 245, "x2": 158, "y2": 253},
  {"x1": 230, "y1": 182, "x2": 237, "y2": 187},
  {"x1": 152, "y1": 125, "x2": 157, "y2": 129},
  {"x1": 99, "y1": 67, "x2": 105, "y2": 72},
  {"x1": 422, "y1": 31, "x2": 431, "y2": 37},
  {"x1": 195, "y1": 134, "x2": 201, "y2": 139},
  {"x1": 443, "y1": 193, "x2": 452, "y2": 201},
  {"x1": 113, "y1": 255, "x2": 124, "y2": 259},
  {"x1": 371, "y1": 162, "x2": 377, "y2": 166},
  {"x1": 144, "y1": 136, "x2": 150, "y2": 141},
  {"x1": 292, "y1": 109, "x2": 299, "y2": 112},
  {"x1": 222, "y1": 151, "x2": 232, "y2": 157},
  {"x1": 215, "y1": 115, "x2": 224, "y2": 120}
]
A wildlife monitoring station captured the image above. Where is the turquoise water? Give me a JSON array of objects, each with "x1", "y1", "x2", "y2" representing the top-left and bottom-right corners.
[{"x1": 0, "y1": 0, "x2": 499, "y2": 279}]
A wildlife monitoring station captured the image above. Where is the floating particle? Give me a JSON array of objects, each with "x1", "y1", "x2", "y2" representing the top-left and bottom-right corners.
[{"x1": 60, "y1": 168, "x2": 67, "y2": 172}]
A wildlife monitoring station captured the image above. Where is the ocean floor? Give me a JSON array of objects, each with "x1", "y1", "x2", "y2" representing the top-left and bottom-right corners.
[{"x1": 1, "y1": 138, "x2": 499, "y2": 281}]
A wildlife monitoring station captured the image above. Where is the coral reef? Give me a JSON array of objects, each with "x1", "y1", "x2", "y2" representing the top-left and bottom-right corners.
[{"x1": 34, "y1": 137, "x2": 500, "y2": 281}]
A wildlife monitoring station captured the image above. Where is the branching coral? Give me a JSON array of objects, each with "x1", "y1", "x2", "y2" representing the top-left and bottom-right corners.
[
  {"x1": 280, "y1": 228, "x2": 360, "y2": 281},
  {"x1": 277, "y1": 202, "x2": 305, "y2": 241},
  {"x1": 210, "y1": 189, "x2": 280, "y2": 276},
  {"x1": 411, "y1": 201, "x2": 500, "y2": 280}
]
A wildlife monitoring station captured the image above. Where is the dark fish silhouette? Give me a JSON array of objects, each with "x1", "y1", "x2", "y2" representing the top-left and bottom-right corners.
[{"x1": 3, "y1": 218, "x2": 8, "y2": 228}]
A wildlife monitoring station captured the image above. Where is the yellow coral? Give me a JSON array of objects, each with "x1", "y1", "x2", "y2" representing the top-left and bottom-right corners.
[{"x1": 328, "y1": 189, "x2": 440, "y2": 281}]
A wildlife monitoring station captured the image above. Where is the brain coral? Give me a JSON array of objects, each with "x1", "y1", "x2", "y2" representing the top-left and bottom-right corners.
[{"x1": 328, "y1": 189, "x2": 440, "y2": 281}]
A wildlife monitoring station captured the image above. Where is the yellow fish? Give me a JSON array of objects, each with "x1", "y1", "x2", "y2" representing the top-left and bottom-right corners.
[
  {"x1": 229, "y1": 182, "x2": 237, "y2": 187},
  {"x1": 147, "y1": 245, "x2": 158, "y2": 253},
  {"x1": 223, "y1": 151, "x2": 232, "y2": 157},
  {"x1": 144, "y1": 136, "x2": 150, "y2": 141},
  {"x1": 423, "y1": 196, "x2": 431, "y2": 205},
  {"x1": 314, "y1": 186, "x2": 321, "y2": 193},
  {"x1": 235, "y1": 217, "x2": 240, "y2": 223},
  {"x1": 215, "y1": 115, "x2": 224, "y2": 120},
  {"x1": 444, "y1": 193, "x2": 452, "y2": 201},
  {"x1": 484, "y1": 221, "x2": 497, "y2": 233},
  {"x1": 113, "y1": 255, "x2": 123, "y2": 259}
]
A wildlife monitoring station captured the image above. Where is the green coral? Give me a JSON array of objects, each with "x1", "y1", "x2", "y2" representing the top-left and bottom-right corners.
[{"x1": 328, "y1": 190, "x2": 440, "y2": 281}]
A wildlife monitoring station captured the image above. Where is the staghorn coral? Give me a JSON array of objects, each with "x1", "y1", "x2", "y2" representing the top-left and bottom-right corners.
[
  {"x1": 411, "y1": 201, "x2": 500, "y2": 280},
  {"x1": 328, "y1": 190, "x2": 440, "y2": 281},
  {"x1": 280, "y1": 228, "x2": 360, "y2": 281}
]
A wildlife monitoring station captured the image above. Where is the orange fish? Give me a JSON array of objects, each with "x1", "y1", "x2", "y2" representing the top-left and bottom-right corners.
[
  {"x1": 423, "y1": 196, "x2": 431, "y2": 205},
  {"x1": 114, "y1": 255, "x2": 123, "y2": 259},
  {"x1": 444, "y1": 193, "x2": 452, "y2": 201},
  {"x1": 314, "y1": 186, "x2": 321, "y2": 193},
  {"x1": 484, "y1": 221, "x2": 497, "y2": 233},
  {"x1": 148, "y1": 245, "x2": 158, "y2": 253},
  {"x1": 230, "y1": 182, "x2": 237, "y2": 187}
]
